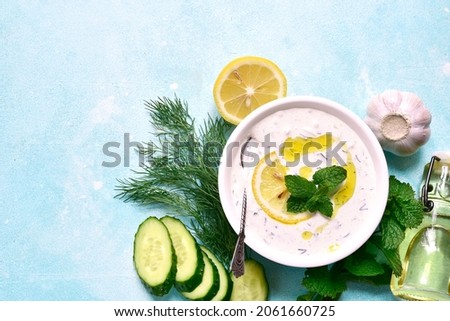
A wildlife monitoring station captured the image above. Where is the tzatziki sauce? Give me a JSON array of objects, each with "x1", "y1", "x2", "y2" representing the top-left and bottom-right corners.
[{"x1": 229, "y1": 107, "x2": 376, "y2": 262}]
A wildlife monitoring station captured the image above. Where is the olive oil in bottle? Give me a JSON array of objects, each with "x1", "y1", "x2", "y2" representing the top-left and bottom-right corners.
[{"x1": 390, "y1": 155, "x2": 450, "y2": 301}]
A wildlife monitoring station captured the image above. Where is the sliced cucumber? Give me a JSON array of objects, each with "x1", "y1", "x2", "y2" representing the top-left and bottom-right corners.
[
  {"x1": 201, "y1": 246, "x2": 233, "y2": 301},
  {"x1": 230, "y1": 259, "x2": 269, "y2": 301},
  {"x1": 181, "y1": 250, "x2": 220, "y2": 300},
  {"x1": 133, "y1": 216, "x2": 176, "y2": 296},
  {"x1": 160, "y1": 216, "x2": 205, "y2": 292}
]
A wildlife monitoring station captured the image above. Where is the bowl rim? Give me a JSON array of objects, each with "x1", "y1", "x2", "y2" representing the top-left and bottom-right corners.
[{"x1": 218, "y1": 95, "x2": 389, "y2": 267}]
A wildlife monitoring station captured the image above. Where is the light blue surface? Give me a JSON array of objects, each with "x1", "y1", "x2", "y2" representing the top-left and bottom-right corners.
[{"x1": 1, "y1": 0, "x2": 449, "y2": 300}]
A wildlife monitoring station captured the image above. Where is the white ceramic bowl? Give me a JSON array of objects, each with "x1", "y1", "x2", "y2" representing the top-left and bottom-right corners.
[{"x1": 218, "y1": 96, "x2": 389, "y2": 267}]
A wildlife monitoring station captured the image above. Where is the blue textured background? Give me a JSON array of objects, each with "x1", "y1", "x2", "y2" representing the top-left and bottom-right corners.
[{"x1": 1, "y1": 0, "x2": 449, "y2": 300}]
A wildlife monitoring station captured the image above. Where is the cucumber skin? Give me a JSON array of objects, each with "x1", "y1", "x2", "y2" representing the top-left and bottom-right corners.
[
  {"x1": 160, "y1": 216, "x2": 205, "y2": 293},
  {"x1": 198, "y1": 254, "x2": 220, "y2": 301},
  {"x1": 201, "y1": 246, "x2": 233, "y2": 301},
  {"x1": 222, "y1": 273, "x2": 233, "y2": 301},
  {"x1": 174, "y1": 242, "x2": 204, "y2": 292},
  {"x1": 181, "y1": 252, "x2": 220, "y2": 301},
  {"x1": 133, "y1": 217, "x2": 177, "y2": 297}
]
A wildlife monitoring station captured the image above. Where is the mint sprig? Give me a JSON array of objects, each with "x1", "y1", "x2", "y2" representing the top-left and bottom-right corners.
[
  {"x1": 285, "y1": 166, "x2": 347, "y2": 217},
  {"x1": 297, "y1": 175, "x2": 425, "y2": 301}
]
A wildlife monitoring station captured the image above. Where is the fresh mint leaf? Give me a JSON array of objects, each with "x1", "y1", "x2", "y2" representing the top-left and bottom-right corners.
[
  {"x1": 302, "y1": 266, "x2": 347, "y2": 299},
  {"x1": 377, "y1": 175, "x2": 423, "y2": 277},
  {"x1": 382, "y1": 246, "x2": 402, "y2": 277},
  {"x1": 306, "y1": 194, "x2": 334, "y2": 217},
  {"x1": 344, "y1": 256, "x2": 385, "y2": 277},
  {"x1": 391, "y1": 198, "x2": 424, "y2": 229},
  {"x1": 387, "y1": 175, "x2": 424, "y2": 229},
  {"x1": 388, "y1": 175, "x2": 415, "y2": 200},
  {"x1": 287, "y1": 196, "x2": 307, "y2": 213},
  {"x1": 285, "y1": 175, "x2": 316, "y2": 199},
  {"x1": 370, "y1": 235, "x2": 403, "y2": 276},
  {"x1": 297, "y1": 291, "x2": 337, "y2": 301},
  {"x1": 313, "y1": 165, "x2": 347, "y2": 191},
  {"x1": 381, "y1": 216, "x2": 405, "y2": 250},
  {"x1": 297, "y1": 292, "x2": 320, "y2": 301},
  {"x1": 314, "y1": 185, "x2": 330, "y2": 196}
]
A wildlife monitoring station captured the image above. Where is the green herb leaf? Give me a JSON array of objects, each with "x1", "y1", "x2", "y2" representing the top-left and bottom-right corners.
[
  {"x1": 286, "y1": 196, "x2": 307, "y2": 213},
  {"x1": 302, "y1": 266, "x2": 347, "y2": 299},
  {"x1": 392, "y1": 198, "x2": 424, "y2": 229},
  {"x1": 370, "y1": 235, "x2": 403, "y2": 276},
  {"x1": 387, "y1": 175, "x2": 424, "y2": 228},
  {"x1": 306, "y1": 194, "x2": 334, "y2": 217},
  {"x1": 382, "y1": 247, "x2": 403, "y2": 277},
  {"x1": 344, "y1": 256, "x2": 385, "y2": 277},
  {"x1": 297, "y1": 292, "x2": 319, "y2": 301},
  {"x1": 381, "y1": 216, "x2": 405, "y2": 250},
  {"x1": 388, "y1": 175, "x2": 416, "y2": 201},
  {"x1": 315, "y1": 185, "x2": 330, "y2": 196},
  {"x1": 313, "y1": 165, "x2": 347, "y2": 191},
  {"x1": 285, "y1": 175, "x2": 316, "y2": 199}
]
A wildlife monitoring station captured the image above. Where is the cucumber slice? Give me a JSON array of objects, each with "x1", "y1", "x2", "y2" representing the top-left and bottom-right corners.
[
  {"x1": 230, "y1": 259, "x2": 269, "y2": 301},
  {"x1": 181, "y1": 250, "x2": 220, "y2": 300},
  {"x1": 201, "y1": 246, "x2": 233, "y2": 301},
  {"x1": 161, "y1": 216, "x2": 205, "y2": 292},
  {"x1": 133, "y1": 216, "x2": 176, "y2": 296}
]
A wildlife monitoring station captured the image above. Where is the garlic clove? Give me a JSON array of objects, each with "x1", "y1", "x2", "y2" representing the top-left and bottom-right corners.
[
  {"x1": 397, "y1": 92, "x2": 432, "y2": 123},
  {"x1": 408, "y1": 125, "x2": 431, "y2": 146},
  {"x1": 380, "y1": 90, "x2": 403, "y2": 112},
  {"x1": 386, "y1": 138, "x2": 418, "y2": 156},
  {"x1": 410, "y1": 106, "x2": 432, "y2": 128},
  {"x1": 367, "y1": 95, "x2": 393, "y2": 120}
]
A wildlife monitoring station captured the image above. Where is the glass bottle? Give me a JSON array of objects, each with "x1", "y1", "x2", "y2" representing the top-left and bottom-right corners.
[{"x1": 390, "y1": 155, "x2": 450, "y2": 301}]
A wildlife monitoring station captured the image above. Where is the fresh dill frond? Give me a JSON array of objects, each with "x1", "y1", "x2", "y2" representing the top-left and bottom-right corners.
[
  {"x1": 145, "y1": 96, "x2": 195, "y2": 138},
  {"x1": 116, "y1": 97, "x2": 236, "y2": 266}
]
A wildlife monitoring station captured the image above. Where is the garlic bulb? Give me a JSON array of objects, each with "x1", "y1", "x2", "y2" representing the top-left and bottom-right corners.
[{"x1": 364, "y1": 90, "x2": 431, "y2": 156}]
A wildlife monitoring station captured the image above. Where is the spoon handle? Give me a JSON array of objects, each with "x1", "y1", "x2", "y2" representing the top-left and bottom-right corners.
[{"x1": 230, "y1": 188, "x2": 247, "y2": 278}]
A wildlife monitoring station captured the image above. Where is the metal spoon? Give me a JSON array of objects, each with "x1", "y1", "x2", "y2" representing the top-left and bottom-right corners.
[
  {"x1": 230, "y1": 188, "x2": 247, "y2": 278},
  {"x1": 230, "y1": 137, "x2": 253, "y2": 277}
]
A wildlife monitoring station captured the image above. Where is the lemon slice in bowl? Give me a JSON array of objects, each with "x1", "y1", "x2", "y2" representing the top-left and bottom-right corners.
[
  {"x1": 213, "y1": 56, "x2": 287, "y2": 125},
  {"x1": 251, "y1": 152, "x2": 312, "y2": 224}
]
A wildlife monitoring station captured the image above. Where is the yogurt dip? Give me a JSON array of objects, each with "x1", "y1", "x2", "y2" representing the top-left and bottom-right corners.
[{"x1": 219, "y1": 97, "x2": 388, "y2": 267}]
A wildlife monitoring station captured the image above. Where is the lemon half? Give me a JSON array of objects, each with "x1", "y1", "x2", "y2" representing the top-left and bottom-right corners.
[{"x1": 213, "y1": 56, "x2": 287, "y2": 125}]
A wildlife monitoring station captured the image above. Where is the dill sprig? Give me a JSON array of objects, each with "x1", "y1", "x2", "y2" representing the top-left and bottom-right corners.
[{"x1": 115, "y1": 97, "x2": 236, "y2": 266}]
